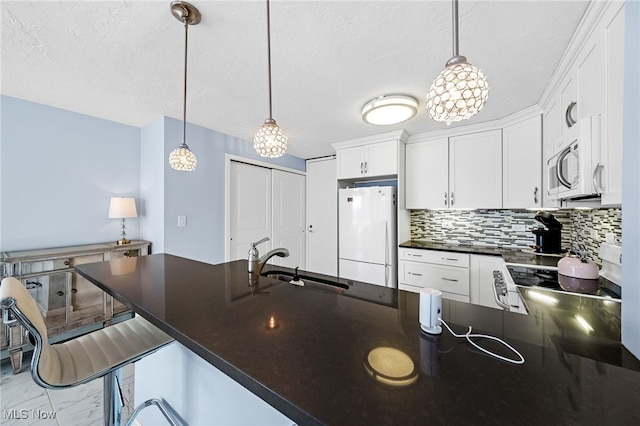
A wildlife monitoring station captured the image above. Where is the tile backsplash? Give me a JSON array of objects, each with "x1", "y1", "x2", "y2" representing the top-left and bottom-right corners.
[{"x1": 409, "y1": 208, "x2": 621, "y2": 262}]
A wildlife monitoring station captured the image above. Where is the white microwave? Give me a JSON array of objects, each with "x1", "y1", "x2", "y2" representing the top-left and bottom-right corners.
[{"x1": 546, "y1": 116, "x2": 602, "y2": 200}]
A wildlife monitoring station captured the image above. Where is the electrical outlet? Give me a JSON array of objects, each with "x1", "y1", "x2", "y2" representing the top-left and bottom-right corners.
[
  {"x1": 605, "y1": 233, "x2": 615, "y2": 243},
  {"x1": 590, "y1": 230, "x2": 598, "y2": 239},
  {"x1": 511, "y1": 224, "x2": 526, "y2": 232},
  {"x1": 178, "y1": 216, "x2": 187, "y2": 227}
]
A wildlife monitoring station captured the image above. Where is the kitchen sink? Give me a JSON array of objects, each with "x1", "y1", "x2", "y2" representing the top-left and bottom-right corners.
[{"x1": 260, "y1": 269, "x2": 349, "y2": 290}]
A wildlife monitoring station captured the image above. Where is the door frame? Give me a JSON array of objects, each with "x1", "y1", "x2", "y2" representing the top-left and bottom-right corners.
[{"x1": 224, "y1": 154, "x2": 306, "y2": 262}]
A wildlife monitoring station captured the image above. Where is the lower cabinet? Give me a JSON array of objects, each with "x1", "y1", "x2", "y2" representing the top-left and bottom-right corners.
[
  {"x1": 0, "y1": 241, "x2": 151, "y2": 373},
  {"x1": 469, "y1": 254, "x2": 506, "y2": 309},
  {"x1": 398, "y1": 248, "x2": 470, "y2": 302}
]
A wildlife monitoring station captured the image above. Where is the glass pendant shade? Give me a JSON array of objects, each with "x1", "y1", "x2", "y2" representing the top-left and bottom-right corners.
[
  {"x1": 169, "y1": 144, "x2": 197, "y2": 171},
  {"x1": 426, "y1": 61, "x2": 489, "y2": 124},
  {"x1": 254, "y1": 118, "x2": 288, "y2": 158}
]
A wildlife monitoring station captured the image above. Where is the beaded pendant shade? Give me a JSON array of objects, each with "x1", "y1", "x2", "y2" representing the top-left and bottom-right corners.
[
  {"x1": 426, "y1": 0, "x2": 489, "y2": 125},
  {"x1": 254, "y1": 0, "x2": 288, "y2": 158}
]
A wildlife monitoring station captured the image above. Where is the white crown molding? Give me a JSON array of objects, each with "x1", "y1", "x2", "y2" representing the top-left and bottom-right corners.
[
  {"x1": 406, "y1": 105, "x2": 542, "y2": 144},
  {"x1": 538, "y1": 0, "x2": 620, "y2": 109},
  {"x1": 331, "y1": 129, "x2": 408, "y2": 150}
]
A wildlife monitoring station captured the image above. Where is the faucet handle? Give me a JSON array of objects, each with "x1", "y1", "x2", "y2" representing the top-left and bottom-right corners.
[{"x1": 251, "y1": 237, "x2": 270, "y2": 248}]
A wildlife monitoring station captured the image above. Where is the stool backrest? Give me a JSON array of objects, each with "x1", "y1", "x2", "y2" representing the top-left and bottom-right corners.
[{"x1": 1, "y1": 277, "x2": 55, "y2": 385}]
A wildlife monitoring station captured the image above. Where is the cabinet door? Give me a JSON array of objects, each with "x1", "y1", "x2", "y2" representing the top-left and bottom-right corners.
[
  {"x1": 336, "y1": 146, "x2": 365, "y2": 179},
  {"x1": 469, "y1": 255, "x2": 505, "y2": 309},
  {"x1": 405, "y1": 139, "x2": 449, "y2": 209},
  {"x1": 559, "y1": 71, "x2": 578, "y2": 146},
  {"x1": 366, "y1": 141, "x2": 398, "y2": 177},
  {"x1": 542, "y1": 99, "x2": 561, "y2": 207},
  {"x1": 449, "y1": 130, "x2": 503, "y2": 209},
  {"x1": 400, "y1": 261, "x2": 469, "y2": 296},
  {"x1": 601, "y1": 4, "x2": 624, "y2": 205},
  {"x1": 503, "y1": 115, "x2": 542, "y2": 209},
  {"x1": 577, "y1": 33, "x2": 606, "y2": 121}
]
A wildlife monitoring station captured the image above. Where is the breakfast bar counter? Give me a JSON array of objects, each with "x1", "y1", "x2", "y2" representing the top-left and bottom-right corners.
[{"x1": 76, "y1": 254, "x2": 640, "y2": 425}]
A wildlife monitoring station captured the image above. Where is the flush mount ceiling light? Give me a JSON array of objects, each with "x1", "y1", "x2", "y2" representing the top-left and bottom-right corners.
[
  {"x1": 254, "y1": 0, "x2": 288, "y2": 158},
  {"x1": 361, "y1": 95, "x2": 418, "y2": 126},
  {"x1": 168, "y1": 1, "x2": 200, "y2": 172},
  {"x1": 426, "y1": 0, "x2": 489, "y2": 125}
]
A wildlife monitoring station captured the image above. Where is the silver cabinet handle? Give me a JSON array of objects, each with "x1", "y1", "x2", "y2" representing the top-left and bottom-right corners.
[
  {"x1": 533, "y1": 187, "x2": 538, "y2": 204},
  {"x1": 408, "y1": 272, "x2": 423, "y2": 277},
  {"x1": 408, "y1": 253, "x2": 423, "y2": 257},
  {"x1": 565, "y1": 101, "x2": 577, "y2": 128},
  {"x1": 364, "y1": 161, "x2": 368, "y2": 174},
  {"x1": 442, "y1": 257, "x2": 459, "y2": 262},
  {"x1": 592, "y1": 163, "x2": 604, "y2": 195},
  {"x1": 441, "y1": 277, "x2": 458, "y2": 282},
  {"x1": 451, "y1": 192, "x2": 454, "y2": 205},
  {"x1": 444, "y1": 192, "x2": 448, "y2": 206},
  {"x1": 360, "y1": 162, "x2": 364, "y2": 174}
]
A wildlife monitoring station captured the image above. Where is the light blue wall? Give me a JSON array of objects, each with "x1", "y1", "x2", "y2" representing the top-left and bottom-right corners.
[
  {"x1": 157, "y1": 117, "x2": 305, "y2": 264},
  {"x1": 140, "y1": 117, "x2": 166, "y2": 254},
  {"x1": 622, "y1": 0, "x2": 640, "y2": 359},
  {"x1": 0, "y1": 96, "x2": 141, "y2": 251}
]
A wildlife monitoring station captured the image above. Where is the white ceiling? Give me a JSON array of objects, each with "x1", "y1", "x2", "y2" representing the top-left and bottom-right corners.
[{"x1": 1, "y1": 0, "x2": 589, "y2": 159}]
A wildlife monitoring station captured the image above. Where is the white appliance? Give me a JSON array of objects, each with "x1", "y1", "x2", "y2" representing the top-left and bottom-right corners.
[
  {"x1": 546, "y1": 115, "x2": 602, "y2": 200},
  {"x1": 338, "y1": 187, "x2": 396, "y2": 288}
]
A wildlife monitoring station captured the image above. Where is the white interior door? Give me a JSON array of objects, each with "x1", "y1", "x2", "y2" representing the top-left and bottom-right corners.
[
  {"x1": 272, "y1": 170, "x2": 306, "y2": 269},
  {"x1": 306, "y1": 158, "x2": 337, "y2": 275},
  {"x1": 229, "y1": 162, "x2": 272, "y2": 261}
]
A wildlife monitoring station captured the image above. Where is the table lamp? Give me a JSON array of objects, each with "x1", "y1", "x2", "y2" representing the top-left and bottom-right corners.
[{"x1": 108, "y1": 197, "x2": 137, "y2": 245}]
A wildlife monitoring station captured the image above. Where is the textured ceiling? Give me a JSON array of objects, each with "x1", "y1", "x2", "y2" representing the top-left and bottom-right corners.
[{"x1": 1, "y1": 0, "x2": 589, "y2": 159}]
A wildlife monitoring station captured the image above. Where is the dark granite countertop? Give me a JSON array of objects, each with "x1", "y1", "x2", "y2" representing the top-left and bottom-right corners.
[
  {"x1": 76, "y1": 254, "x2": 640, "y2": 425},
  {"x1": 400, "y1": 240, "x2": 563, "y2": 268}
]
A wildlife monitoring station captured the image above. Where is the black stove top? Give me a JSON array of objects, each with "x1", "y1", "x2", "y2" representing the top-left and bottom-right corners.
[{"x1": 506, "y1": 265, "x2": 621, "y2": 300}]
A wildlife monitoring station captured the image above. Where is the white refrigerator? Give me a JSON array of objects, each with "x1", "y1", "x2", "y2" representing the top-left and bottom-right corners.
[{"x1": 338, "y1": 186, "x2": 397, "y2": 288}]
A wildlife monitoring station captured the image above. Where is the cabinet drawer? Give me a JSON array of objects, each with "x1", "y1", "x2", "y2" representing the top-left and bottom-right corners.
[
  {"x1": 400, "y1": 261, "x2": 469, "y2": 296},
  {"x1": 399, "y1": 283, "x2": 470, "y2": 302},
  {"x1": 399, "y1": 248, "x2": 470, "y2": 268}
]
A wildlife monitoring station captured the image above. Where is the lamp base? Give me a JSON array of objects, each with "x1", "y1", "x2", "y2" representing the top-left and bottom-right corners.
[{"x1": 115, "y1": 238, "x2": 131, "y2": 246}]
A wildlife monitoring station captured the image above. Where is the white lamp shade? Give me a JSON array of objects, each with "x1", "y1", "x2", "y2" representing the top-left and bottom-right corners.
[
  {"x1": 108, "y1": 197, "x2": 138, "y2": 219},
  {"x1": 254, "y1": 119, "x2": 288, "y2": 158}
]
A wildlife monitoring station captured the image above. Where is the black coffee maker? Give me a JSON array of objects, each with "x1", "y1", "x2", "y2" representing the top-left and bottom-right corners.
[{"x1": 532, "y1": 211, "x2": 563, "y2": 254}]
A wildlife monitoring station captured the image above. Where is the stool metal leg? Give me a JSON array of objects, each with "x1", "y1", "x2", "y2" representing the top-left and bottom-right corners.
[
  {"x1": 103, "y1": 368, "x2": 123, "y2": 426},
  {"x1": 125, "y1": 398, "x2": 179, "y2": 426}
]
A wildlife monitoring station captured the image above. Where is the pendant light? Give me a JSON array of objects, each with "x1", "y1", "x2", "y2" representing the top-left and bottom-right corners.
[
  {"x1": 168, "y1": 1, "x2": 200, "y2": 171},
  {"x1": 254, "y1": 0, "x2": 288, "y2": 158},
  {"x1": 426, "y1": 0, "x2": 489, "y2": 125}
]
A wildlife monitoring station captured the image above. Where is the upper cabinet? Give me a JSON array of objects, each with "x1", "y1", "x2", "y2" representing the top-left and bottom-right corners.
[
  {"x1": 406, "y1": 129, "x2": 502, "y2": 209},
  {"x1": 332, "y1": 131, "x2": 406, "y2": 181},
  {"x1": 540, "y1": 0, "x2": 624, "y2": 206},
  {"x1": 336, "y1": 140, "x2": 398, "y2": 180},
  {"x1": 503, "y1": 115, "x2": 542, "y2": 209}
]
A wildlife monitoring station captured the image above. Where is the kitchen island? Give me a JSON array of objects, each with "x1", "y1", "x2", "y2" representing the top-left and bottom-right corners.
[{"x1": 75, "y1": 254, "x2": 640, "y2": 425}]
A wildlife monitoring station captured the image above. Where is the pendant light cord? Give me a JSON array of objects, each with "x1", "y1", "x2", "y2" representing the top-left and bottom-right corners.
[
  {"x1": 182, "y1": 19, "x2": 189, "y2": 146},
  {"x1": 266, "y1": 0, "x2": 273, "y2": 120},
  {"x1": 451, "y1": 0, "x2": 459, "y2": 57}
]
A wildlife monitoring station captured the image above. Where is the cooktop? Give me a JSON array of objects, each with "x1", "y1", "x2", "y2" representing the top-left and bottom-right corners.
[{"x1": 506, "y1": 265, "x2": 621, "y2": 300}]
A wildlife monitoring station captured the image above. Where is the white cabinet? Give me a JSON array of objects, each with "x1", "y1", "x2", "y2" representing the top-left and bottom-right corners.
[
  {"x1": 559, "y1": 72, "x2": 579, "y2": 144},
  {"x1": 469, "y1": 255, "x2": 505, "y2": 309},
  {"x1": 398, "y1": 248, "x2": 470, "y2": 302},
  {"x1": 449, "y1": 130, "x2": 503, "y2": 209},
  {"x1": 405, "y1": 130, "x2": 502, "y2": 209},
  {"x1": 600, "y1": 3, "x2": 624, "y2": 205},
  {"x1": 405, "y1": 138, "x2": 448, "y2": 209},
  {"x1": 336, "y1": 140, "x2": 398, "y2": 180},
  {"x1": 542, "y1": 99, "x2": 561, "y2": 208},
  {"x1": 502, "y1": 115, "x2": 542, "y2": 209}
]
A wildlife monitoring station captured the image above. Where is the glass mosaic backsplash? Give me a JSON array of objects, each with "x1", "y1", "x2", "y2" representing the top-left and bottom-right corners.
[{"x1": 410, "y1": 208, "x2": 621, "y2": 263}]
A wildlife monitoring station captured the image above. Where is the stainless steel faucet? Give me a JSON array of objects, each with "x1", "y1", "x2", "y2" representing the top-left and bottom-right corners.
[{"x1": 247, "y1": 237, "x2": 290, "y2": 275}]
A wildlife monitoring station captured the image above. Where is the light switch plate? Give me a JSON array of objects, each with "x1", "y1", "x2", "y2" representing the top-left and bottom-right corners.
[{"x1": 178, "y1": 216, "x2": 186, "y2": 227}]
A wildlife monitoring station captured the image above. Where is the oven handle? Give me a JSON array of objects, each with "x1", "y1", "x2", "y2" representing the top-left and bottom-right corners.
[
  {"x1": 555, "y1": 146, "x2": 573, "y2": 189},
  {"x1": 492, "y1": 275, "x2": 511, "y2": 312}
]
